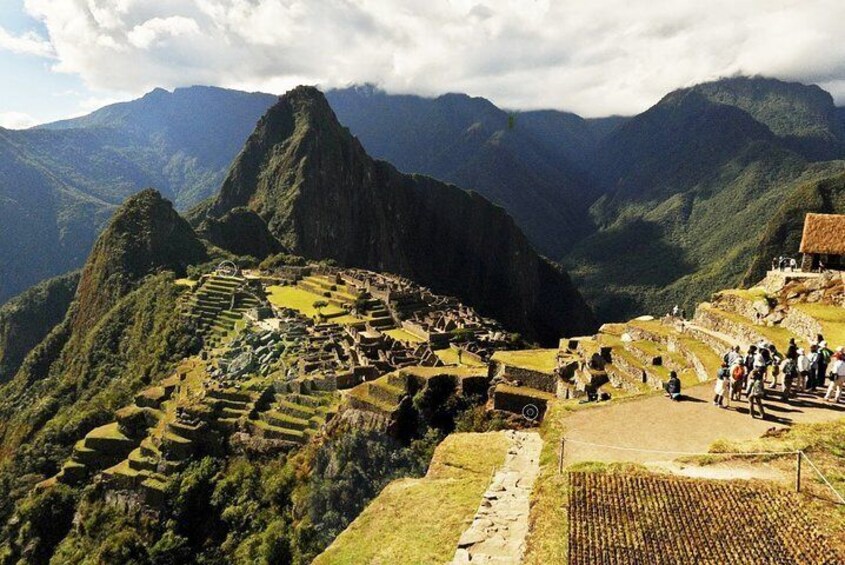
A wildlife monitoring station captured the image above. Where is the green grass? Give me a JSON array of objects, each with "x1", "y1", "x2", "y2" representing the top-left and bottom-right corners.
[
  {"x1": 385, "y1": 328, "x2": 425, "y2": 343},
  {"x1": 266, "y1": 285, "x2": 346, "y2": 318},
  {"x1": 174, "y1": 278, "x2": 197, "y2": 288},
  {"x1": 793, "y1": 303, "x2": 845, "y2": 347},
  {"x1": 86, "y1": 422, "x2": 129, "y2": 441},
  {"x1": 434, "y1": 348, "x2": 486, "y2": 367},
  {"x1": 496, "y1": 383, "x2": 556, "y2": 401},
  {"x1": 491, "y1": 349, "x2": 559, "y2": 373},
  {"x1": 399, "y1": 365, "x2": 487, "y2": 379},
  {"x1": 314, "y1": 433, "x2": 510, "y2": 565}
]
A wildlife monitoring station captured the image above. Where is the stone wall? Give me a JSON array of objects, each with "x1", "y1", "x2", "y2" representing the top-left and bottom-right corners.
[
  {"x1": 492, "y1": 388, "x2": 550, "y2": 419},
  {"x1": 781, "y1": 308, "x2": 823, "y2": 343},
  {"x1": 491, "y1": 362, "x2": 557, "y2": 394}
]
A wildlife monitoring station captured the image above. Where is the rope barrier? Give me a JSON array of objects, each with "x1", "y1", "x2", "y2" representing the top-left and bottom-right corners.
[
  {"x1": 800, "y1": 452, "x2": 845, "y2": 505},
  {"x1": 557, "y1": 437, "x2": 845, "y2": 505},
  {"x1": 561, "y1": 437, "x2": 799, "y2": 457}
]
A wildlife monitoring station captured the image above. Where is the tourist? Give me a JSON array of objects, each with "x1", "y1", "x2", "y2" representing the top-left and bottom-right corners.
[
  {"x1": 818, "y1": 341, "x2": 832, "y2": 387},
  {"x1": 780, "y1": 352, "x2": 797, "y2": 401},
  {"x1": 723, "y1": 345, "x2": 741, "y2": 367},
  {"x1": 672, "y1": 304, "x2": 680, "y2": 318},
  {"x1": 796, "y1": 348, "x2": 811, "y2": 391},
  {"x1": 664, "y1": 371, "x2": 682, "y2": 401},
  {"x1": 747, "y1": 370, "x2": 767, "y2": 419},
  {"x1": 713, "y1": 362, "x2": 730, "y2": 408},
  {"x1": 824, "y1": 349, "x2": 845, "y2": 403},
  {"x1": 807, "y1": 344, "x2": 820, "y2": 391},
  {"x1": 731, "y1": 359, "x2": 745, "y2": 402}
]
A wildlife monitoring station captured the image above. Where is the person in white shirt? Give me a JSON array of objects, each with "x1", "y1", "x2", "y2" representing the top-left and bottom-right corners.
[
  {"x1": 824, "y1": 350, "x2": 845, "y2": 403},
  {"x1": 796, "y1": 348, "x2": 811, "y2": 391}
]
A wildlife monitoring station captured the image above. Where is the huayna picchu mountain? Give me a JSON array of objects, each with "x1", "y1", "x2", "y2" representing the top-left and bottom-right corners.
[{"x1": 193, "y1": 86, "x2": 596, "y2": 344}]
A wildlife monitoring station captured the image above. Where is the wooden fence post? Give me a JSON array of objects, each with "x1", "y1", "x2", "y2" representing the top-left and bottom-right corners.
[
  {"x1": 558, "y1": 437, "x2": 565, "y2": 475},
  {"x1": 796, "y1": 451, "x2": 802, "y2": 493}
]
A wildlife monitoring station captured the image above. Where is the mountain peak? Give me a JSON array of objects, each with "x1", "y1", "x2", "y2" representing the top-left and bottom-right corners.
[
  {"x1": 201, "y1": 86, "x2": 596, "y2": 342},
  {"x1": 73, "y1": 189, "x2": 206, "y2": 334}
]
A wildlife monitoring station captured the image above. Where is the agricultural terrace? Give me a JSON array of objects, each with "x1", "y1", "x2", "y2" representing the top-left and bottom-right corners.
[
  {"x1": 491, "y1": 349, "x2": 559, "y2": 373},
  {"x1": 314, "y1": 432, "x2": 511, "y2": 565},
  {"x1": 266, "y1": 285, "x2": 346, "y2": 318},
  {"x1": 568, "y1": 471, "x2": 843, "y2": 565}
]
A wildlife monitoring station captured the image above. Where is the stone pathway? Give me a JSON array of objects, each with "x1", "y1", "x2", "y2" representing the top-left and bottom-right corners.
[{"x1": 450, "y1": 430, "x2": 543, "y2": 565}]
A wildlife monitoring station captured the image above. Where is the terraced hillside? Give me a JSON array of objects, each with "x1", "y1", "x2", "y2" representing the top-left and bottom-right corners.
[
  {"x1": 521, "y1": 271, "x2": 845, "y2": 565},
  {"x1": 314, "y1": 432, "x2": 513, "y2": 564}
]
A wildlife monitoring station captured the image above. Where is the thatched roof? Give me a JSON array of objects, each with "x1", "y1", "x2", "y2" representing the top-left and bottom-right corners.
[{"x1": 800, "y1": 213, "x2": 845, "y2": 255}]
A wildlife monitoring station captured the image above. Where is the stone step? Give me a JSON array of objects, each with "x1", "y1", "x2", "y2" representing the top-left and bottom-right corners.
[
  {"x1": 276, "y1": 399, "x2": 319, "y2": 419},
  {"x1": 260, "y1": 410, "x2": 310, "y2": 431},
  {"x1": 367, "y1": 381, "x2": 405, "y2": 405},
  {"x1": 248, "y1": 419, "x2": 306, "y2": 443}
]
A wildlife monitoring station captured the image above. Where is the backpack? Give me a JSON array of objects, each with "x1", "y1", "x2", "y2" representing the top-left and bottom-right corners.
[
  {"x1": 821, "y1": 348, "x2": 832, "y2": 364},
  {"x1": 732, "y1": 365, "x2": 744, "y2": 381}
]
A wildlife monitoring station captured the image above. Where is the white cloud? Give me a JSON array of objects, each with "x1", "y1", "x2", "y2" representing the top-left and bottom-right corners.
[
  {"x1": 15, "y1": 0, "x2": 845, "y2": 116},
  {"x1": 0, "y1": 26, "x2": 53, "y2": 58},
  {"x1": 0, "y1": 111, "x2": 39, "y2": 129}
]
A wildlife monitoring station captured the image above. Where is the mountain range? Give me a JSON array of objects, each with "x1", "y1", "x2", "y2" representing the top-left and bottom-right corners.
[{"x1": 2, "y1": 76, "x2": 845, "y2": 324}]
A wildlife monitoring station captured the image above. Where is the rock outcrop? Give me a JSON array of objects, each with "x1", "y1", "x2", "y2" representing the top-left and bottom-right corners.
[{"x1": 196, "y1": 86, "x2": 596, "y2": 344}]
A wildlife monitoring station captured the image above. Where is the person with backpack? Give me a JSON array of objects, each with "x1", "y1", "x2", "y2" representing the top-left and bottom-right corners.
[
  {"x1": 780, "y1": 353, "x2": 798, "y2": 401},
  {"x1": 807, "y1": 344, "x2": 820, "y2": 391},
  {"x1": 664, "y1": 371, "x2": 682, "y2": 401},
  {"x1": 768, "y1": 345, "x2": 783, "y2": 389},
  {"x1": 818, "y1": 341, "x2": 832, "y2": 389},
  {"x1": 747, "y1": 370, "x2": 766, "y2": 419},
  {"x1": 714, "y1": 362, "x2": 730, "y2": 408}
]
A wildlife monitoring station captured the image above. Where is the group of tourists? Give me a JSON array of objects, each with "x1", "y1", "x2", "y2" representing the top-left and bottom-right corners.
[
  {"x1": 710, "y1": 335, "x2": 845, "y2": 419},
  {"x1": 772, "y1": 256, "x2": 799, "y2": 271}
]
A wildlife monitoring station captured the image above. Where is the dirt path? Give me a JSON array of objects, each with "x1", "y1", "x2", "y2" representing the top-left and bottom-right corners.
[
  {"x1": 562, "y1": 382, "x2": 845, "y2": 473},
  {"x1": 451, "y1": 430, "x2": 543, "y2": 565}
]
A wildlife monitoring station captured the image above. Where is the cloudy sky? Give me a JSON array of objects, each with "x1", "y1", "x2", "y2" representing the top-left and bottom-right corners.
[{"x1": 1, "y1": 0, "x2": 844, "y2": 128}]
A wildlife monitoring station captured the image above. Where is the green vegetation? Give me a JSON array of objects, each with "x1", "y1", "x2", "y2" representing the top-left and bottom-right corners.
[
  {"x1": 384, "y1": 328, "x2": 425, "y2": 343},
  {"x1": 314, "y1": 432, "x2": 510, "y2": 565},
  {"x1": 266, "y1": 286, "x2": 345, "y2": 318},
  {"x1": 0, "y1": 271, "x2": 79, "y2": 382},
  {"x1": 434, "y1": 347, "x2": 485, "y2": 366},
  {"x1": 793, "y1": 303, "x2": 845, "y2": 346},
  {"x1": 491, "y1": 349, "x2": 559, "y2": 373}
]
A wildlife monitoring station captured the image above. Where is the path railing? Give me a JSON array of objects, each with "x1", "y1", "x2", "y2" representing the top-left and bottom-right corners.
[{"x1": 557, "y1": 437, "x2": 845, "y2": 504}]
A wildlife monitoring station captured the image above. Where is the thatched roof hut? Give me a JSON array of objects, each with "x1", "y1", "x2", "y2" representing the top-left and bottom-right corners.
[{"x1": 799, "y1": 213, "x2": 845, "y2": 255}]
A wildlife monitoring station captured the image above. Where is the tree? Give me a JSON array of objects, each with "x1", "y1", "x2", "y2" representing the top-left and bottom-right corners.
[{"x1": 312, "y1": 300, "x2": 329, "y2": 320}]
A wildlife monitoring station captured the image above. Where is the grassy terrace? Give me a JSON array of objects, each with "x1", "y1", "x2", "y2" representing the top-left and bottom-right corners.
[
  {"x1": 385, "y1": 328, "x2": 425, "y2": 343},
  {"x1": 266, "y1": 285, "x2": 345, "y2": 318},
  {"x1": 701, "y1": 303, "x2": 798, "y2": 351},
  {"x1": 400, "y1": 365, "x2": 487, "y2": 379},
  {"x1": 491, "y1": 349, "x2": 559, "y2": 373},
  {"x1": 434, "y1": 347, "x2": 486, "y2": 367},
  {"x1": 793, "y1": 303, "x2": 845, "y2": 347},
  {"x1": 314, "y1": 432, "x2": 511, "y2": 565},
  {"x1": 174, "y1": 278, "x2": 197, "y2": 288}
]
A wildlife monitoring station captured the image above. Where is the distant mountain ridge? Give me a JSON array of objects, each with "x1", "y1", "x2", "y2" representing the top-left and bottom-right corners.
[
  {"x1": 195, "y1": 86, "x2": 597, "y2": 343},
  {"x1": 0, "y1": 86, "x2": 277, "y2": 304},
  {"x1": 325, "y1": 85, "x2": 613, "y2": 256}
]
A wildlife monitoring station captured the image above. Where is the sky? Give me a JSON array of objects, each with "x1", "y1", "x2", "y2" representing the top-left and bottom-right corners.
[{"x1": 1, "y1": 0, "x2": 845, "y2": 128}]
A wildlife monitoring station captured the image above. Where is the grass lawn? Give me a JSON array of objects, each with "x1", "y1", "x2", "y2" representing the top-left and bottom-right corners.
[
  {"x1": 385, "y1": 328, "x2": 425, "y2": 343},
  {"x1": 719, "y1": 287, "x2": 770, "y2": 301},
  {"x1": 400, "y1": 365, "x2": 487, "y2": 379},
  {"x1": 491, "y1": 349, "x2": 559, "y2": 373},
  {"x1": 434, "y1": 348, "x2": 486, "y2": 367},
  {"x1": 314, "y1": 433, "x2": 511, "y2": 565},
  {"x1": 793, "y1": 303, "x2": 845, "y2": 347},
  {"x1": 266, "y1": 285, "x2": 346, "y2": 318},
  {"x1": 174, "y1": 278, "x2": 197, "y2": 288}
]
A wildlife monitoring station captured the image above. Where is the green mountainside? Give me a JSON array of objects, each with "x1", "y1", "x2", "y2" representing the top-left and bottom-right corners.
[
  {"x1": 566, "y1": 78, "x2": 845, "y2": 320},
  {"x1": 0, "y1": 271, "x2": 79, "y2": 383},
  {"x1": 325, "y1": 86, "x2": 604, "y2": 256},
  {"x1": 0, "y1": 87, "x2": 276, "y2": 304},
  {"x1": 196, "y1": 86, "x2": 596, "y2": 343}
]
